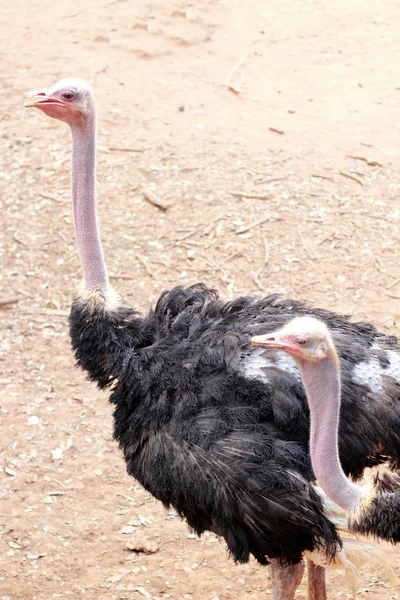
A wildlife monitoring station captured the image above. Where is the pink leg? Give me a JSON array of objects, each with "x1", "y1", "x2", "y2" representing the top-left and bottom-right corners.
[
  {"x1": 307, "y1": 560, "x2": 327, "y2": 600},
  {"x1": 269, "y1": 559, "x2": 305, "y2": 600}
]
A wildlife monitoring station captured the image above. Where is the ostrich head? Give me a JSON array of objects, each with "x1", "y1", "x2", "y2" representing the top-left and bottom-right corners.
[
  {"x1": 251, "y1": 316, "x2": 337, "y2": 364},
  {"x1": 24, "y1": 78, "x2": 94, "y2": 126}
]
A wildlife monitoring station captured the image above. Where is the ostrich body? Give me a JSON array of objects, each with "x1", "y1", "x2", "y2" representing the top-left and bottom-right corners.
[
  {"x1": 25, "y1": 79, "x2": 400, "y2": 599},
  {"x1": 252, "y1": 317, "x2": 400, "y2": 542}
]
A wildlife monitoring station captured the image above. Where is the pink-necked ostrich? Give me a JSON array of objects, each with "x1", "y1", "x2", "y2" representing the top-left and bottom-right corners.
[
  {"x1": 253, "y1": 318, "x2": 400, "y2": 537},
  {"x1": 25, "y1": 79, "x2": 400, "y2": 600}
]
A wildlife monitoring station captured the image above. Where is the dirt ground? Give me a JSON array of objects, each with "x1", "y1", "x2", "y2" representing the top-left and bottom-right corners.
[{"x1": 2, "y1": 1, "x2": 400, "y2": 598}]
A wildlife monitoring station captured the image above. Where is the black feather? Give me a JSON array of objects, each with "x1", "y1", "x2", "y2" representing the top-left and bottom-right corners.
[{"x1": 351, "y1": 490, "x2": 400, "y2": 543}]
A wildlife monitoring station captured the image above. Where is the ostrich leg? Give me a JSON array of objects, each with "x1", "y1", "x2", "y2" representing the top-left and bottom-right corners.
[
  {"x1": 269, "y1": 560, "x2": 305, "y2": 600},
  {"x1": 307, "y1": 561, "x2": 327, "y2": 600}
]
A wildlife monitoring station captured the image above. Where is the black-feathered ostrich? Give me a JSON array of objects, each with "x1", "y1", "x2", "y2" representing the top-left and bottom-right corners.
[{"x1": 24, "y1": 79, "x2": 400, "y2": 600}]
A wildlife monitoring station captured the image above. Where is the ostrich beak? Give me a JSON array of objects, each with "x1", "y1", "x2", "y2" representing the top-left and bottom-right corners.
[
  {"x1": 251, "y1": 332, "x2": 298, "y2": 354},
  {"x1": 23, "y1": 89, "x2": 65, "y2": 109},
  {"x1": 24, "y1": 90, "x2": 48, "y2": 107},
  {"x1": 251, "y1": 333, "x2": 286, "y2": 349},
  {"x1": 251, "y1": 332, "x2": 309, "y2": 362}
]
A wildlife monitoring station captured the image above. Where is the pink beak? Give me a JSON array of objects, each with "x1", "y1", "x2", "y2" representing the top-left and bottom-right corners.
[
  {"x1": 251, "y1": 331, "x2": 303, "y2": 357},
  {"x1": 251, "y1": 332, "x2": 286, "y2": 349},
  {"x1": 23, "y1": 89, "x2": 65, "y2": 109},
  {"x1": 251, "y1": 331, "x2": 309, "y2": 362}
]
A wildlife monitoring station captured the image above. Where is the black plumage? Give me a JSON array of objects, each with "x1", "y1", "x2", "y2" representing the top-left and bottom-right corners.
[
  {"x1": 349, "y1": 471, "x2": 400, "y2": 543},
  {"x1": 69, "y1": 283, "x2": 400, "y2": 566},
  {"x1": 351, "y1": 489, "x2": 400, "y2": 543}
]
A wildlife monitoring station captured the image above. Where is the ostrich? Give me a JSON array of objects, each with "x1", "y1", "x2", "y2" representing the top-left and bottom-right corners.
[
  {"x1": 24, "y1": 78, "x2": 400, "y2": 600},
  {"x1": 251, "y1": 317, "x2": 400, "y2": 540}
]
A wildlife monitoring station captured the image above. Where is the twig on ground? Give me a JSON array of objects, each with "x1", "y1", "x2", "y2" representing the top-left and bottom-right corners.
[
  {"x1": 137, "y1": 254, "x2": 154, "y2": 278},
  {"x1": 339, "y1": 170, "x2": 365, "y2": 186},
  {"x1": 143, "y1": 187, "x2": 171, "y2": 212},
  {"x1": 179, "y1": 165, "x2": 203, "y2": 173},
  {"x1": 221, "y1": 251, "x2": 244, "y2": 263},
  {"x1": 176, "y1": 217, "x2": 224, "y2": 243},
  {"x1": 159, "y1": 539, "x2": 179, "y2": 548},
  {"x1": 108, "y1": 147, "x2": 144, "y2": 152},
  {"x1": 225, "y1": 55, "x2": 247, "y2": 94},
  {"x1": 236, "y1": 216, "x2": 273, "y2": 235},
  {"x1": 386, "y1": 277, "x2": 400, "y2": 291},
  {"x1": 269, "y1": 126, "x2": 284, "y2": 135},
  {"x1": 263, "y1": 237, "x2": 270, "y2": 266},
  {"x1": 108, "y1": 135, "x2": 143, "y2": 153},
  {"x1": 13, "y1": 233, "x2": 28, "y2": 247},
  {"x1": 254, "y1": 175, "x2": 289, "y2": 185},
  {"x1": 228, "y1": 190, "x2": 269, "y2": 199},
  {"x1": 254, "y1": 236, "x2": 271, "y2": 279},
  {"x1": 347, "y1": 155, "x2": 383, "y2": 167},
  {"x1": 297, "y1": 226, "x2": 317, "y2": 259},
  {"x1": 382, "y1": 291, "x2": 400, "y2": 300},
  {"x1": 296, "y1": 280, "x2": 321, "y2": 290},
  {"x1": 203, "y1": 220, "x2": 221, "y2": 236},
  {"x1": 117, "y1": 493, "x2": 136, "y2": 503},
  {"x1": 313, "y1": 231, "x2": 337, "y2": 248},
  {"x1": 57, "y1": 230, "x2": 68, "y2": 242},
  {"x1": 134, "y1": 587, "x2": 153, "y2": 600},
  {"x1": 39, "y1": 193, "x2": 67, "y2": 203},
  {"x1": 267, "y1": 156, "x2": 292, "y2": 167},
  {"x1": 0, "y1": 298, "x2": 19, "y2": 307},
  {"x1": 18, "y1": 308, "x2": 69, "y2": 317},
  {"x1": 311, "y1": 173, "x2": 334, "y2": 181},
  {"x1": 109, "y1": 274, "x2": 135, "y2": 280},
  {"x1": 251, "y1": 271, "x2": 264, "y2": 292}
]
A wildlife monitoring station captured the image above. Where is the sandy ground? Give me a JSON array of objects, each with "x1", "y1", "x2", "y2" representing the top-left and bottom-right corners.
[{"x1": 2, "y1": 1, "x2": 400, "y2": 598}]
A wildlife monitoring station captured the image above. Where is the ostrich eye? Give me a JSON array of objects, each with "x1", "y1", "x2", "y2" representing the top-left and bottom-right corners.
[
  {"x1": 61, "y1": 91, "x2": 75, "y2": 100},
  {"x1": 295, "y1": 337, "x2": 308, "y2": 346}
]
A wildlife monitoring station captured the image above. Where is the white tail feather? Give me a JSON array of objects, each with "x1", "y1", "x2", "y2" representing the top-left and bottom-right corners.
[
  {"x1": 305, "y1": 486, "x2": 399, "y2": 597},
  {"x1": 305, "y1": 538, "x2": 398, "y2": 598}
]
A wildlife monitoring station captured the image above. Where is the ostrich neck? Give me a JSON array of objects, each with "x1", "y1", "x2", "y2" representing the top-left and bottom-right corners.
[
  {"x1": 70, "y1": 110, "x2": 108, "y2": 291},
  {"x1": 298, "y1": 357, "x2": 361, "y2": 512}
]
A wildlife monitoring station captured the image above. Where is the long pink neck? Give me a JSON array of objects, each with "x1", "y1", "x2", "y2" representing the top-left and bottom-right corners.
[
  {"x1": 298, "y1": 357, "x2": 361, "y2": 511},
  {"x1": 70, "y1": 109, "x2": 108, "y2": 291}
]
